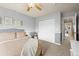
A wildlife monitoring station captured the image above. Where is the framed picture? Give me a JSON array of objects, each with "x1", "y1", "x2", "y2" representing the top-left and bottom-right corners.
[
  {"x1": 4, "y1": 16, "x2": 13, "y2": 25},
  {"x1": 15, "y1": 20, "x2": 21, "y2": 26},
  {"x1": 20, "y1": 20, "x2": 23, "y2": 26},
  {"x1": 12, "y1": 17, "x2": 23, "y2": 26},
  {"x1": 0, "y1": 16, "x2": 4, "y2": 25}
]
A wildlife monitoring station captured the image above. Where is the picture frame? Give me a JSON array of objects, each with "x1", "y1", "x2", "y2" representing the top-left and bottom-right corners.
[
  {"x1": 0, "y1": 16, "x2": 4, "y2": 25},
  {"x1": 0, "y1": 16, "x2": 23, "y2": 27},
  {"x1": 12, "y1": 17, "x2": 23, "y2": 26},
  {"x1": 4, "y1": 16, "x2": 13, "y2": 25}
]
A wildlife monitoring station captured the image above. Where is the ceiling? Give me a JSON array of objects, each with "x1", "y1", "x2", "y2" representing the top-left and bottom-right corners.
[{"x1": 0, "y1": 3, "x2": 79, "y2": 17}]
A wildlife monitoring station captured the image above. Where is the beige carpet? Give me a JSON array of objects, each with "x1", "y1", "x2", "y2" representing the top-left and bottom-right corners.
[{"x1": 39, "y1": 39, "x2": 71, "y2": 56}]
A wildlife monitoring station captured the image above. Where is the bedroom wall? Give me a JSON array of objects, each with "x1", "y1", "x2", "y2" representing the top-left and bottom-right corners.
[
  {"x1": 0, "y1": 7, "x2": 35, "y2": 34},
  {"x1": 35, "y1": 12, "x2": 61, "y2": 33},
  {"x1": 35, "y1": 12, "x2": 77, "y2": 44},
  {"x1": 35, "y1": 12, "x2": 62, "y2": 44}
]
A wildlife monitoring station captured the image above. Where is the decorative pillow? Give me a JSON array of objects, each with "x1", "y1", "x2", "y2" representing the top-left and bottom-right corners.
[
  {"x1": 15, "y1": 32, "x2": 26, "y2": 39},
  {"x1": 0, "y1": 32, "x2": 15, "y2": 42}
]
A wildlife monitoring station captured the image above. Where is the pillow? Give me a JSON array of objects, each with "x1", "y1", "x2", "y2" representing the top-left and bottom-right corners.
[
  {"x1": 15, "y1": 32, "x2": 26, "y2": 39},
  {"x1": 0, "y1": 32, "x2": 15, "y2": 42},
  {"x1": 9, "y1": 32, "x2": 16, "y2": 40}
]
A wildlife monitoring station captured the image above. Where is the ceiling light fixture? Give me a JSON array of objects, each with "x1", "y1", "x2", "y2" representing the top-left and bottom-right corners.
[{"x1": 27, "y1": 3, "x2": 42, "y2": 11}]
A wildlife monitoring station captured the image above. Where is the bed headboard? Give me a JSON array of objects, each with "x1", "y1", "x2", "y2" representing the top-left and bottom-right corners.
[
  {"x1": 0, "y1": 29, "x2": 24, "y2": 32},
  {"x1": 0, "y1": 29, "x2": 27, "y2": 42}
]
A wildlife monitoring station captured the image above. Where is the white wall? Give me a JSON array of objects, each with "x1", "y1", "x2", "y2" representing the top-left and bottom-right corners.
[
  {"x1": 35, "y1": 12, "x2": 61, "y2": 32},
  {"x1": 35, "y1": 12, "x2": 62, "y2": 44},
  {"x1": 38, "y1": 19, "x2": 56, "y2": 43},
  {"x1": 35, "y1": 12, "x2": 77, "y2": 43},
  {"x1": 0, "y1": 7, "x2": 35, "y2": 34}
]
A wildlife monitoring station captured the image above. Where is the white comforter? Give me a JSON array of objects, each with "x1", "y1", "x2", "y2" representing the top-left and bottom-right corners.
[{"x1": 21, "y1": 38, "x2": 38, "y2": 56}]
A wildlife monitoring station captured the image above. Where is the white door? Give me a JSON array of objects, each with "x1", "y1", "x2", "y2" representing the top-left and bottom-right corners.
[{"x1": 38, "y1": 19, "x2": 55, "y2": 43}]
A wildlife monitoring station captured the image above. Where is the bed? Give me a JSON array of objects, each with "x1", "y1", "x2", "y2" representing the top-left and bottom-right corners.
[{"x1": 0, "y1": 29, "x2": 43, "y2": 56}]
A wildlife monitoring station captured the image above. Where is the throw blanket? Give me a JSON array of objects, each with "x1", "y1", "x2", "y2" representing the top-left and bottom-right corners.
[{"x1": 21, "y1": 38, "x2": 38, "y2": 56}]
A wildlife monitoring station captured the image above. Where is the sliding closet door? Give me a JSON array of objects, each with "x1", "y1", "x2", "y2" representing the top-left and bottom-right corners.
[{"x1": 38, "y1": 19, "x2": 55, "y2": 43}]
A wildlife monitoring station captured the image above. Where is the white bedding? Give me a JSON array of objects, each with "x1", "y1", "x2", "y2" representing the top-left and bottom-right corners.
[
  {"x1": 0, "y1": 38, "x2": 28, "y2": 56},
  {"x1": 21, "y1": 38, "x2": 38, "y2": 56}
]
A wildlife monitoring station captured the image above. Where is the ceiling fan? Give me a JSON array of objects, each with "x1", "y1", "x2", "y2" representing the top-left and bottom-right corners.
[{"x1": 27, "y1": 3, "x2": 42, "y2": 11}]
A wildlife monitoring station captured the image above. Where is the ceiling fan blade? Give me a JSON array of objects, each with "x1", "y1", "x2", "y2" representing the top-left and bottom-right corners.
[
  {"x1": 27, "y1": 7, "x2": 31, "y2": 11},
  {"x1": 35, "y1": 4, "x2": 42, "y2": 11},
  {"x1": 35, "y1": 3, "x2": 42, "y2": 8}
]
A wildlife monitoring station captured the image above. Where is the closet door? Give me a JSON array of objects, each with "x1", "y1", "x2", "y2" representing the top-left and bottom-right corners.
[{"x1": 38, "y1": 19, "x2": 55, "y2": 43}]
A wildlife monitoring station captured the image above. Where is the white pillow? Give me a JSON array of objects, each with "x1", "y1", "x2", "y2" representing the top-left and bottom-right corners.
[
  {"x1": 0, "y1": 32, "x2": 15, "y2": 42},
  {"x1": 16, "y1": 32, "x2": 26, "y2": 39}
]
